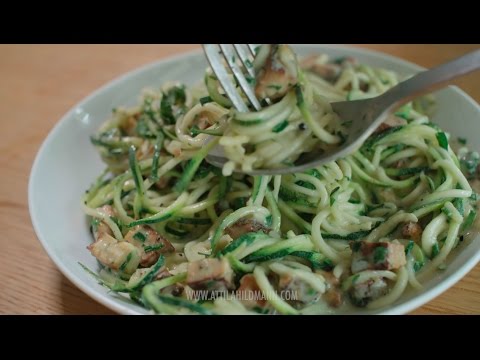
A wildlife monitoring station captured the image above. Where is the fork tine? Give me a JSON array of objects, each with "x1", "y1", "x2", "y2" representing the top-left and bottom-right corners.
[
  {"x1": 234, "y1": 44, "x2": 255, "y2": 78},
  {"x1": 220, "y1": 44, "x2": 262, "y2": 111},
  {"x1": 248, "y1": 44, "x2": 258, "y2": 56},
  {"x1": 203, "y1": 44, "x2": 249, "y2": 112}
]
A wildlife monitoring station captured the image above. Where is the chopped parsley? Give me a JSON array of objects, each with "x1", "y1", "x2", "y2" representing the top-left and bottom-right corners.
[
  {"x1": 160, "y1": 85, "x2": 186, "y2": 125},
  {"x1": 373, "y1": 246, "x2": 388, "y2": 264},
  {"x1": 431, "y1": 243, "x2": 440, "y2": 258},
  {"x1": 436, "y1": 132, "x2": 449, "y2": 150},
  {"x1": 144, "y1": 244, "x2": 164, "y2": 253},
  {"x1": 133, "y1": 232, "x2": 146, "y2": 242},
  {"x1": 272, "y1": 120, "x2": 289, "y2": 133},
  {"x1": 199, "y1": 96, "x2": 213, "y2": 106}
]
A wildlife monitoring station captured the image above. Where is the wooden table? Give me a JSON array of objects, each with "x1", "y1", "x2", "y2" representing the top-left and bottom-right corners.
[{"x1": 1, "y1": 44, "x2": 479, "y2": 315}]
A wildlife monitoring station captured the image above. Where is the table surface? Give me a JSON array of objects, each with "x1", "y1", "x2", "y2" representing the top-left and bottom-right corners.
[{"x1": 1, "y1": 44, "x2": 479, "y2": 315}]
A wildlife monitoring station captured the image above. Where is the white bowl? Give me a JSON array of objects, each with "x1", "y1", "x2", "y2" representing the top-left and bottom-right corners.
[{"x1": 29, "y1": 45, "x2": 480, "y2": 315}]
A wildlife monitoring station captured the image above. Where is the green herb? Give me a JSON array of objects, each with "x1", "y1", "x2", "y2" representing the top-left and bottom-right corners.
[
  {"x1": 413, "y1": 261, "x2": 424, "y2": 272},
  {"x1": 245, "y1": 59, "x2": 253, "y2": 68},
  {"x1": 160, "y1": 85, "x2": 186, "y2": 124},
  {"x1": 296, "y1": 180, "x2": 315, "y2": 190},
  {"x1": 278, "y1": 186, "x2": 316, "y2": 208},
  {"x1": 272, "y1": 120, "x2": 289, "y2": 133},
  {"x1": 245, "y1": 75, "x2": 256, "y2": 86},
  {"x1": 199, "y1": 96, "x2": 213, "y2": 106},
  {"x1": 352, "y1": 274, "x2": 360, "y2": 283},
  {"x1": 133, "y1": 232, "x2": 146, "y2": 242},
  {"x1": 265, "y1": 215, "x2": 273, "y2": 227},
  {"x1": 295, "y1": 85, "x2": 304, "y2": 106},
  {"x1": 144, "y1": 244, "x2": 164, "y2": 253},
  {"x1": 373, "y1": 246, "x2": 388, "y2": 264},
  {"x1": 305, "y1": 168, "x2": 321, "y2": 179},
  {"x1": 405, "y1": 241, "x2": 414, "y2": 256},
  {"x1": 436, "y1": 132, "x2": 449, "y2": 150},
  {"x1": 431, "y1": 243, "x2": 440, "y2": 258}
]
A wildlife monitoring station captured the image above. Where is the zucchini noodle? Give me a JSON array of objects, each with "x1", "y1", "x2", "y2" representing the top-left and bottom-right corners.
[{"x1": 81, "y1": 45, "x2": 479, "y2": 315}]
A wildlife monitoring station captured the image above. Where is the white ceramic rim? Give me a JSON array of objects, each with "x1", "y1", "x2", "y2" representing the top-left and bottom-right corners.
[{"x1": 28, "y1": 45, "x2": 480, "y2": 315}]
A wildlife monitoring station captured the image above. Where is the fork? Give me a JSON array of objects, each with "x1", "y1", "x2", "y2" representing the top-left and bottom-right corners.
[{"x1": 203, "y1": 45, "x2": 480, "y2": 175}]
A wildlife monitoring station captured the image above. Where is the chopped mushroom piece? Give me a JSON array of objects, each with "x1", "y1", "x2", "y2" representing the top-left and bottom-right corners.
[
  {"x1": 88, "y1": 206, "x2": 142, "y2": 274},
  {"x1": 125, "y1": 225, "x2": 175, "y2": 268},
  {"x1": 350, "y1": 241, "x2": 406, "y2": 273},
  {"x1": 349, "y1": 276, "x2": 388, "y2": 307},
  {"x1": 301, "y1": 55, "x2": 341, "y2": 82},
  {"x1": 277, "y1": 273, "x2": 321, "y2": 307},
  {"x1": 186, "y1": 258, "x2": 234, "y2": 292},
  {"x1": 237, "y1": 274, "x2": 267, "y2": 309},
  {"x1": 402, "y1": 222, "x2": 423, "y2": 242},
  {"x1": 374, "y1": 115, "x2": 408, "y2": 134},
  {"x1": 155, "y1": 268, "x2": 173, "y2": 281},
  {"x1": 91, "y1": 205, "x2": 116, "y2": 240},
  {"x1": 255, "y1": 44, "x2": 299, "y2": 101},
  {"x1": 88, "y1": 234, "x2": 140, "y2": 274},
  {"x1": 316, "y1": 270, "x2": 343, "y2": 308},
  {"x1": 161, "y1": 282, "x2": 185, "y2": 297},
  {"x1": 224, "y1": 218, "x2": 270, "y2": 240}
]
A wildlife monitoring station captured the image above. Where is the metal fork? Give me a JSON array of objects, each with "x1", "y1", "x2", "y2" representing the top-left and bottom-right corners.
[
  {"x1": 203, "y1": 45, "x2": 480, "y2": 175},
  {"x1": 203, "y1": 44, "x2": 262, "y2": 112}
]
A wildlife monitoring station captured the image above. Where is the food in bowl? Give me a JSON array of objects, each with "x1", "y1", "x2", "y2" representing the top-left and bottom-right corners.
[{"x1": 81, "y1": 45, "x2": 479, "y2": 314}]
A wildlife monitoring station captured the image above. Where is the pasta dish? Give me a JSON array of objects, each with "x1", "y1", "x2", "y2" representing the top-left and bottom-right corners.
[{"x1": 81, "y1": 45, "x2": 479, "y2": 314}]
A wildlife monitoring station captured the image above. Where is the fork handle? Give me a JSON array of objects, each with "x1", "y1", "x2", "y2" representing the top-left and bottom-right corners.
[{"x1": 380, "y1": 49, "x2": 480, "y2": 109}]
